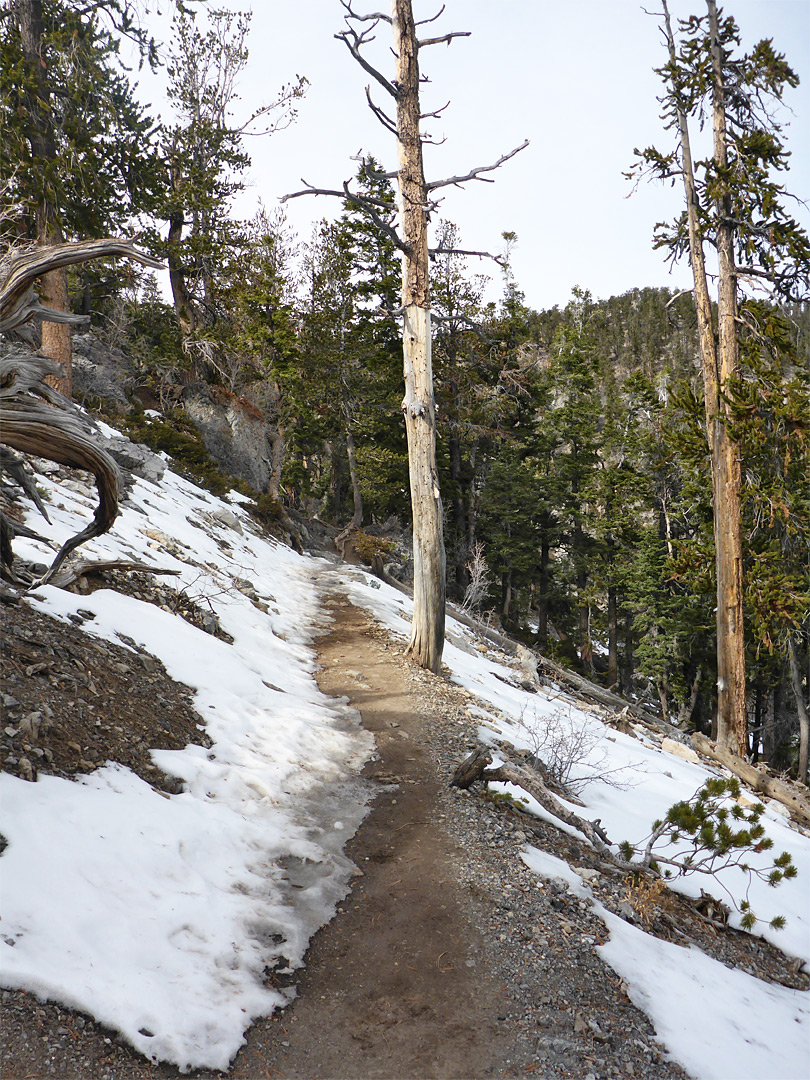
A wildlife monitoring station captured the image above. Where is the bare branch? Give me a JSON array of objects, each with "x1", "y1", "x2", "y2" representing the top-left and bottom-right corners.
[
  {"x1": 281, "y1": 181, "x2": 407, "y2": 253},
  {"x1": 416, "y1": 4, "x2": 446, "y2": 25},
  {"x1": 335, "y1": 16, "x2": 399, "y2": 100},
  {"x1": 426, "y1": 139, "x2": 530, "y2": 192},
  {"x1": 365, "y1": 86, "x2": 397, "y2": 135},
  {"x1": 430, "y1": 245, "x2": 506, "y2": 267},
  {"x1": 419, "y1": 31, "x2": 471, "y2": 48},
  {"x1": 340, "y1": 0, "x2": 391, "y2": 24},
  {"x1": 0, "y1": 239, "x2": 163, "y2": 334},
  {"x1": 665, "y1": 288, "x2": 694, "y2": 308},
  {"x1": 421, "y1": 100, "x2": 450, "y2": 121}
]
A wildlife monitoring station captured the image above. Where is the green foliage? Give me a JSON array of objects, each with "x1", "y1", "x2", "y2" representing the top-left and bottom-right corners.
[
  {"x1": 120, "y1": 408, "x2": 239, "y2": 498},
  {"x1": 626, "y1": 777, "x2": 796, "y2": 932},
  {"x1": 0, "y1": 0, "x2": 162, "y2": 240},
  {"x1": 352, "y1": 532, "x2": 395, "y2": 567}
]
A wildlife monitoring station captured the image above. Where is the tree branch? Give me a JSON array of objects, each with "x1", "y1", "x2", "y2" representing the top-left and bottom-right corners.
[
  {"x1": 426, "y1": 139, "x2": 530, "y2": 191},
  {"x1": 419, "y1": 31, "x2": 471, "y2": 48},
  {"x1": 0, "y1": 239, "x2": 163, "y2": 334},
  {"x1": 365, "y1": 86, "x2": 398, "y2": 134},
  {"x1": 335, "y1": 15, "x2": 399, "y2": 100},
  {"x1": 281, "y1": 181, "x2": 407, "y2": 253},
  {"x1": 430, "y1": 245, "x2": 506, "y2": 265}
]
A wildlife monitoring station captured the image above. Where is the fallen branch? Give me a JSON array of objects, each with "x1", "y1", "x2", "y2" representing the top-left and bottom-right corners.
[{"x1": 690, "y1": 732, "x2": 810, "y2": 829}]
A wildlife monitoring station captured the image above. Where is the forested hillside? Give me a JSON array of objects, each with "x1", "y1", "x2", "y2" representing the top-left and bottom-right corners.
[{"x1": 1, "y1": 0, "x2": 808, "y2": 781}]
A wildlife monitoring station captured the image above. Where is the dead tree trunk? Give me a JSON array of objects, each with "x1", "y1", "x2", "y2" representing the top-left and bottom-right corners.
[
  {"x1": 285, "y1": 2, "x2": 526, "y2": 672},
  {"x1": 393, "y1": 0, "x2": 446, "y2": 673},
  {"x1": 708, "y1": 0, "x2": 747, "y2": 756}
]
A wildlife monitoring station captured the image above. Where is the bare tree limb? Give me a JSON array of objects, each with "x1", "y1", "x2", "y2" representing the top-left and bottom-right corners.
[
  {"x1": 430, "y1": 245, "x2": 506, "y2": 266},
  {"x1": 419, "y1": 31, "x2": 471, "y2": 48},
  {"x1": 421, "y1": 100, "x2": 450, "y2": 120},
  {"x1": 0, "y1": 238, "x2": 163, "y2": 333},
  {"x1": 335, "y1": 21, "x2": 399, "y2": 100},
  {"x1": 426, "y1": 139, "x2": 530, "y2": 191},
  {"x1": 281, "y1": 181, "x2": 407, "y2": 253},
  {"x1": 415, "y1": 4, "x2": 446, "y2": 26},
  {"x1": 340, "y1": 0, "x2": 391, "y2": 24},
  {"x1": 365, "y1": 85, "x2": 398, "y2": 134},
  {"x1": 0, "y1": 353, "x2": 120, "y2": 587}
]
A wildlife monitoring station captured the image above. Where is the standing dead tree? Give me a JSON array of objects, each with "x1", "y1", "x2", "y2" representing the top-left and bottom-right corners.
[{"x1": 284, "y1": 0, "x2": 526, "y2": 673}]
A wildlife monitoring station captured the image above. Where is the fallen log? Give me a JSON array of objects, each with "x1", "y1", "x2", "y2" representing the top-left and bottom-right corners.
[
  {"x1": 450, "y1": 747, "x2": 617, "y2": 860},
  {"x1": 690, "y1": 732, "x2": 810, "y2": 829}
]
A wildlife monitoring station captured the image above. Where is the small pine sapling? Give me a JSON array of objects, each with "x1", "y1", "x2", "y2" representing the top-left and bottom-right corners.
[{"x1": 618, "y1": 777, "x2": 797, "y2": 930}]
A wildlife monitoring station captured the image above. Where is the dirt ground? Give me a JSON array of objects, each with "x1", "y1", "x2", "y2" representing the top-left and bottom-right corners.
[
  {"x1": 236, "y1": 594, "x2": 517, "y2": 1080},
  {"x1": 1, "y1": 580, "x2": 804, "y2": 1080}
]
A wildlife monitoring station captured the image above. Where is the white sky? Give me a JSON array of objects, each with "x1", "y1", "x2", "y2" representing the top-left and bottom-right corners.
[{"x1": 134, "y1": 0, "x2": 810, "y2": 311}]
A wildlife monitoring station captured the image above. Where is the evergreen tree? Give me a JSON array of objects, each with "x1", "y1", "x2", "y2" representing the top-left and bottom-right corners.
[
  {"x1": 0, "y1": 0, "x2": 162, "y2": 392},
  {"x1": 630, "y1": 0, "x2": 810, "y2": 753}
]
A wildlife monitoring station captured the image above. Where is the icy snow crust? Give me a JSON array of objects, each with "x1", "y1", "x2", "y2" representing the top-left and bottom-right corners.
[
  {"x1": 1, "y1": 453, "x2": 372, "y2": 1072},
  {"x1": 341, "y1": 573, "x2": 810, "y2": 1080}
]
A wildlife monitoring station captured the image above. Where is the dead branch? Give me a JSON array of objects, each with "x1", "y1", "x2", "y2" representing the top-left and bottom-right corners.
[
  {"x1": 0, "y1": 353, "x2": 120, "y2": 587},
  {"x1": 46, "y1": 559, "x2": 180, "y2": 589},
  {"x1": 365, "y1": 85, "x2": 398, "y2": 134},
  {"x1": 419, "y1": 31, "x2": 471, "y2": 48},
  {"x1": 416, "y1": 4, "x2": 446, "y2": 25},
  {"x1": 335, "y1": 20, "x2": 399, "y2": 101},
  {"x1": 451, "y1": 747, "x2": 622, "y2": 864},
  {"x1": 0, "y1": 238, "x2": 163, "y2": 333},
  {"x1": 691, "y1": 732, "x2": 810, "y2": 828},
  {"x1": 430, "y1": 245, "x2": 506, "y2": 266},
  {"x1": 340, "y1": 1, "x2": 391, "y2": 24},
  {"x1": 421, "y1": 100, "x2": 450, "y2": 121},
  {"x1": 426, "y1": 140, "x2": 530, "y2": 192},
  {"x1": 282, "y1": 181, "x2": 406, "y2": 253}
]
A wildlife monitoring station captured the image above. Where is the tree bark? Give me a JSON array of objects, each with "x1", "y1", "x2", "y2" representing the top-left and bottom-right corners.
[
  {"x1": 788, "y1": 636, "x2": 809, "y2": 785},
  {"x1": 662, "y1": 0, "x2": 747, "y2": 754},
  {"x1": 708, "y1": 0, "x2": 747, "y2": 756},
  {"x1": 393, "y1": 0, "x2": 446, "y2": 674}
]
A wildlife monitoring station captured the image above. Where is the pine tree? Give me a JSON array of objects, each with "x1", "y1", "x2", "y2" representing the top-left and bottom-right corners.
[
  {"x1": 0, "y1": 0, "x2": 162, "y2": 393},
  {"x1": 629, "y1": 0, "x2": 810, "y2": 753}
]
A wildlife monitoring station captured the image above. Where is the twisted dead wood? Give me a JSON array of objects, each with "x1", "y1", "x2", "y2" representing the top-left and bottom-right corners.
[
  {"x1": 0, "y1": 352, "x2": 120, "y2": 586},
  {"x1": 0, "y1": 238, "x2": 162, "y2": 333}
]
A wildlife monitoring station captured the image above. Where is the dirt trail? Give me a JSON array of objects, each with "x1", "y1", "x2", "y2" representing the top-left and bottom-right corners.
[{"x1": 235, "y1": 594, "x2": 514, "y2": 1079}]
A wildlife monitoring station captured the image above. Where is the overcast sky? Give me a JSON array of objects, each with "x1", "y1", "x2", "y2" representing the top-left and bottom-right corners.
[{"x1": 136, "y1": 0, "x2": 810, "y2": 312}]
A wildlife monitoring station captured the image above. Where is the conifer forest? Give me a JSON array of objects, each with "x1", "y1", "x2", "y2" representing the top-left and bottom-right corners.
[{"x1": 1, "y1": 0, "x2": 809, "y2": 783}]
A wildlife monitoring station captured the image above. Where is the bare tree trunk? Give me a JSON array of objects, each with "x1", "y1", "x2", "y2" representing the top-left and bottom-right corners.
[
  {"x1": 18, "y1": 0, "x2": 72, "y2": 396},
  {"x1": 708, "y1": 0, "x2": 747, "y2": 756},
  {"x1": 607, "y1": 585, "x2": 619, "y2": 690},
  {"x1": 393, "y1": 0, "x2": 446, "y2": 674},
  {"x1": 677, "y1": 663, "x2": 704, "y2": 730},
  {"x1": 662, "y1": 0, "x2": 746, "y2": 754},
  {"x1": 345, "y1": 424, "x2": 363, "y2": 530},
  {"x1": 788, "y1": 636, "x2": 809, "y2": 785}
]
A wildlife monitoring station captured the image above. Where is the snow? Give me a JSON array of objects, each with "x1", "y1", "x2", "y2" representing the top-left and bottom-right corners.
[
  {"x1": 339, "y1": 569, "x2": 810, "y2": 1080},
  {"x1": 2, "y1": 443, "x2": 809, "y2": 1078},
  {"x1": 1, "y1": 456, "x2": 372, "y2": 1072}
]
